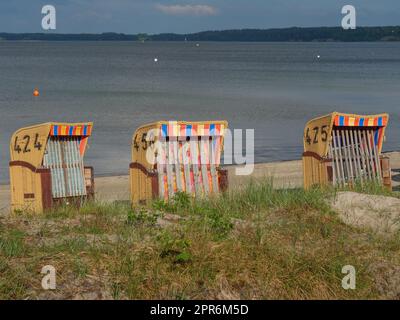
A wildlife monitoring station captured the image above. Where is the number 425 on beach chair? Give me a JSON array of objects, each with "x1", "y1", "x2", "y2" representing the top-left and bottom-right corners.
[
  {"x1": 9, "y1": 122, "x2": 95, "y2": 213},
  {"x1": 129, "y1": 121, "x2": 229, "y2": 204},
  {"x1": 302, "y1": 112, "x2": 391, "y2": 190}
]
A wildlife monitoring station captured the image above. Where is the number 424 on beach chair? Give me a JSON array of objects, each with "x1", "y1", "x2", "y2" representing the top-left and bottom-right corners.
[
  {"x1": 9, "y1": 122, "x2": 95, "y2": 213},
  {"x1": 129, "y1": 121, "x2": 229, "y2": 204}
]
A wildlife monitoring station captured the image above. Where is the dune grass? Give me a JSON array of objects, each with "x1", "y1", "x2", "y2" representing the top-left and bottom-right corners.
[{"x1": 0, "y1": 180, "x2": 399, "y2": 299}]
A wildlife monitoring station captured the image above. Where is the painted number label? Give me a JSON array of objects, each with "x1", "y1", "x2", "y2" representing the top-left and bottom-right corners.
[
  {"x1": 305, "y1": 125, "x2": 328, "y2": 145},
  {"x1": 14, "y1": 134, "x2": 43, "y2": 154},
  {"x1": 133, "y1": 133, "x2": 155, "y2": 151}
]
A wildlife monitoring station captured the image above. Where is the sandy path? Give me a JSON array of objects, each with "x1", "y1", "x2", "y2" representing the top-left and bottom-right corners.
[
  {"x1": 1, "y1": 152, "x2": 399, "y2": 213},
  {"x1": 332, "y1": 191, "x2": 400, "y2": 234}
]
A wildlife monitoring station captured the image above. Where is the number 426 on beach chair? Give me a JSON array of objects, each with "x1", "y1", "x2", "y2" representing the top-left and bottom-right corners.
[
  {"x1": 9, "y1": 122, "x2": 95, "y2": 213},
  {"x1": 129, "y1": 121, "x2": 229, "y2": 205},
  {"x1": 302, "y1": 112, "x2": 392, "y2": 190}
]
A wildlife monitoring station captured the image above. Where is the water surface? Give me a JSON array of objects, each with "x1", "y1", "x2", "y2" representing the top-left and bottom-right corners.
[{"x1": 1, "y1": 41, "x2": 399, "y2": 182}]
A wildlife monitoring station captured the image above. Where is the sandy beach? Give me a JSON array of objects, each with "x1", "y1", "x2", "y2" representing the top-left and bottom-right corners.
[{"x1": 1, "y1": 151, "x2": 399, "y2": 214}]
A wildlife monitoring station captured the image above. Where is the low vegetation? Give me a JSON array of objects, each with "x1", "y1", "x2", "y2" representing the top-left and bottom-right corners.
[
  {"x1": 1, "y1": 26, "x2": 400, "y2": 42},
  {"x1": 0, "y1": 181, "x2": 399, "y2": 299}
]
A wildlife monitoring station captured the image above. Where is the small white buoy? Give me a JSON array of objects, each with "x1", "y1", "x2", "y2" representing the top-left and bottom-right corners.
[
  {"x1": 154, "y1": 58, "x2": 158, "y2": 62},
  {"x1": 196, "y1": 43, "x2": 200, "y2": 47},
  {"x1": 317, "y1": 55, "x2": 321, "y2": 59}
]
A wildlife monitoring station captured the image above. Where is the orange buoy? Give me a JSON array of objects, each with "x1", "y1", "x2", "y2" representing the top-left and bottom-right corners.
[{"x1": 33, "y1": 88, "x2": 40, "y2": 97}]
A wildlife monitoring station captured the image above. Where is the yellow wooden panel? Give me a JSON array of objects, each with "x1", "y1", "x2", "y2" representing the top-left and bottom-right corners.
[
  {"x1": 10, "y1": 167, "x2": 42, "y2": 213},
  {"x1": 303, "y1": 114, "x2": 334, "y2": 158}
]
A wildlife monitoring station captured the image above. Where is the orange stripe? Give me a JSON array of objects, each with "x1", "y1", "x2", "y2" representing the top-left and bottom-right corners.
[
  {"x1": 180, "y1": 124, "x2": 186, "y2": 137},
  {"x1": 192, "y1": 124, "x2": 198, "y2": 136},
  {"x1": 334, "y1": 116, "x2": 339, "y2": 126},
  {"x1": 215, "y1": 124, "x2": 221, "y2": 135}
]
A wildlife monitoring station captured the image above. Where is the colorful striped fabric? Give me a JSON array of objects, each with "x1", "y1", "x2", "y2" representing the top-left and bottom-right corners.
[
  {"x1": 160, "y1": 122, "x2": 225, "y2": 137},
  {"x1": 334, "y1": 115, "x2": 387, "y2": 127},
  {"x1": 50, "y1": 124, "x2": 93, "y2": 137}
]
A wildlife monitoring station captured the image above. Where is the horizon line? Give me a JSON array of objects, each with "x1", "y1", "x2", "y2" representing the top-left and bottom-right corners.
[{"x1": 1, "y1": 25, "x2": 400, "y2": 35}]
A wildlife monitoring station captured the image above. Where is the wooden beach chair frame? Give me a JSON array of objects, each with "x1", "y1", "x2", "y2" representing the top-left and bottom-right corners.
[
  {"x1": 9, "y1": 122, "x2": 94, "y2": 213},
  {"x1": 302, "y1": 112, "x2": 391, "y2": 190},
  {"x1": 129, "y1": 120, "x2": 229, "y2": 205}
]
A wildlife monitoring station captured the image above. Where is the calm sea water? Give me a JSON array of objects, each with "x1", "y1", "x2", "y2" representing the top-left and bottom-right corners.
[{"x1": 0, "y1": 41, "x2": 399, "y2": 183}]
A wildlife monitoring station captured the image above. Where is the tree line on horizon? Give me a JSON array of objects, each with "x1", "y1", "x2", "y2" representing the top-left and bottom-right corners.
[{"x1": 1, "y1": 26, "x2": 399, "y2": 42}]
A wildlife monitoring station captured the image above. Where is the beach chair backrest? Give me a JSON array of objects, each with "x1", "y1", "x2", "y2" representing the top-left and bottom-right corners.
[{"x1": 42, "y1": 124, "x2": 92, "y2": 199}]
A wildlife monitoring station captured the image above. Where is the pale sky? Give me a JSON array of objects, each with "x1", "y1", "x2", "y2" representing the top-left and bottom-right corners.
[{"x1": 0, "y1": 0, "x2": 399, "y2": 34}]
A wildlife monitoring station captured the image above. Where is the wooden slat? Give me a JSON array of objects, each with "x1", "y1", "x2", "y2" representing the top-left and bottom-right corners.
[
  {"x1": 68, "y1": 138, "x2": 76, "y2": 196},
  {"x1": 357, "y1": 130, "x2": 370, "y2": 180},
  {"x1": 339, "y1": 130, "x2": 349, "y2": 183},
  {"x1": 209, "y1": 137, "x2": 218, "y2": 193},
  {"x1": 50, "y1": 139, "x2": 59, "y2": 198},
  {"x1": 63, "y1": 138, "x2": 72, "y2": 196},
  {"x1": 372, "y1": 132, "x2": 382, "y2": 183},
  {"x1": 182, "y1": 141, "x2": 191, "y2": 193},
  {"x1": 342, "y1": 130, "x2": 351, "y2": 183},
  {"x1": 332, "y1": 130, "x2": 342, "y2": 186},
  {"x1": 54, "y1": 139, "x2": 66, "y2": 198},
  {"x1": 166, "y1": 139, "x2": 174, "y2": 199},
  {"x1": 67, "y1": 138, "x2": 76, "y2": 196},
  {"x1": 350, "y1": 129, "x2": 363, "y2": 185},
  {"x1": 200, "y1": 138, "x2": 210, "y2": 195},
  {"x1": 59, "y1": 139, "x2": 68, "y2": 197},
  {"x1": 334, "y1": 129, "x2": 346, "y2": 186},
  {"x1": 365, "y1": 130, "x2": 377, "y2": 181},
  {"x1": 344, "y1": 129, "x2": 354, "y2": 183},
  {"x1": 190, "y1": 138, "x2": 202, "y2": 197},
  {"x1": 173, "y1": 137, "x2": 183, "y2": 192}
]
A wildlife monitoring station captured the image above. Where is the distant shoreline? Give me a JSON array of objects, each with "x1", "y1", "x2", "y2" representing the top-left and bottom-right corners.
[{"x1": 1, "y1": 26, "x2": 400, "y2": 42}]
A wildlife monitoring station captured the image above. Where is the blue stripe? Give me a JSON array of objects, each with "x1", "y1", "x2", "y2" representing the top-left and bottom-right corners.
[
  {"x1": 186, "y1": 124, "x2": 192, "y2": 137},
  {"x1": 69, "y1": 126, "x2": 74, "y2": 136},
  {"x1": 339, "y1": 116, "x2": 344, "y2": 126},
  {"x1": 83, "y1": 126, "x2": 87, "y2": 136},
  {"x1": 378, "y1": 117, "x2": 383, "y2": 126},
  {"x1": 359, "y1": 118, "x2": 365, "y2": 126},
  {"x1": 53, "y1": 125, "x2": 58, "y2": 136},
  {"x1": 161, "y1": 124, "x2": 168, "y2": 137},
  {"x1": 374, "y1": 129, "x2": 379, "y2": 146},
  {"x1": 210, "y1": 124, "x2": 215, "y2": 136}
]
